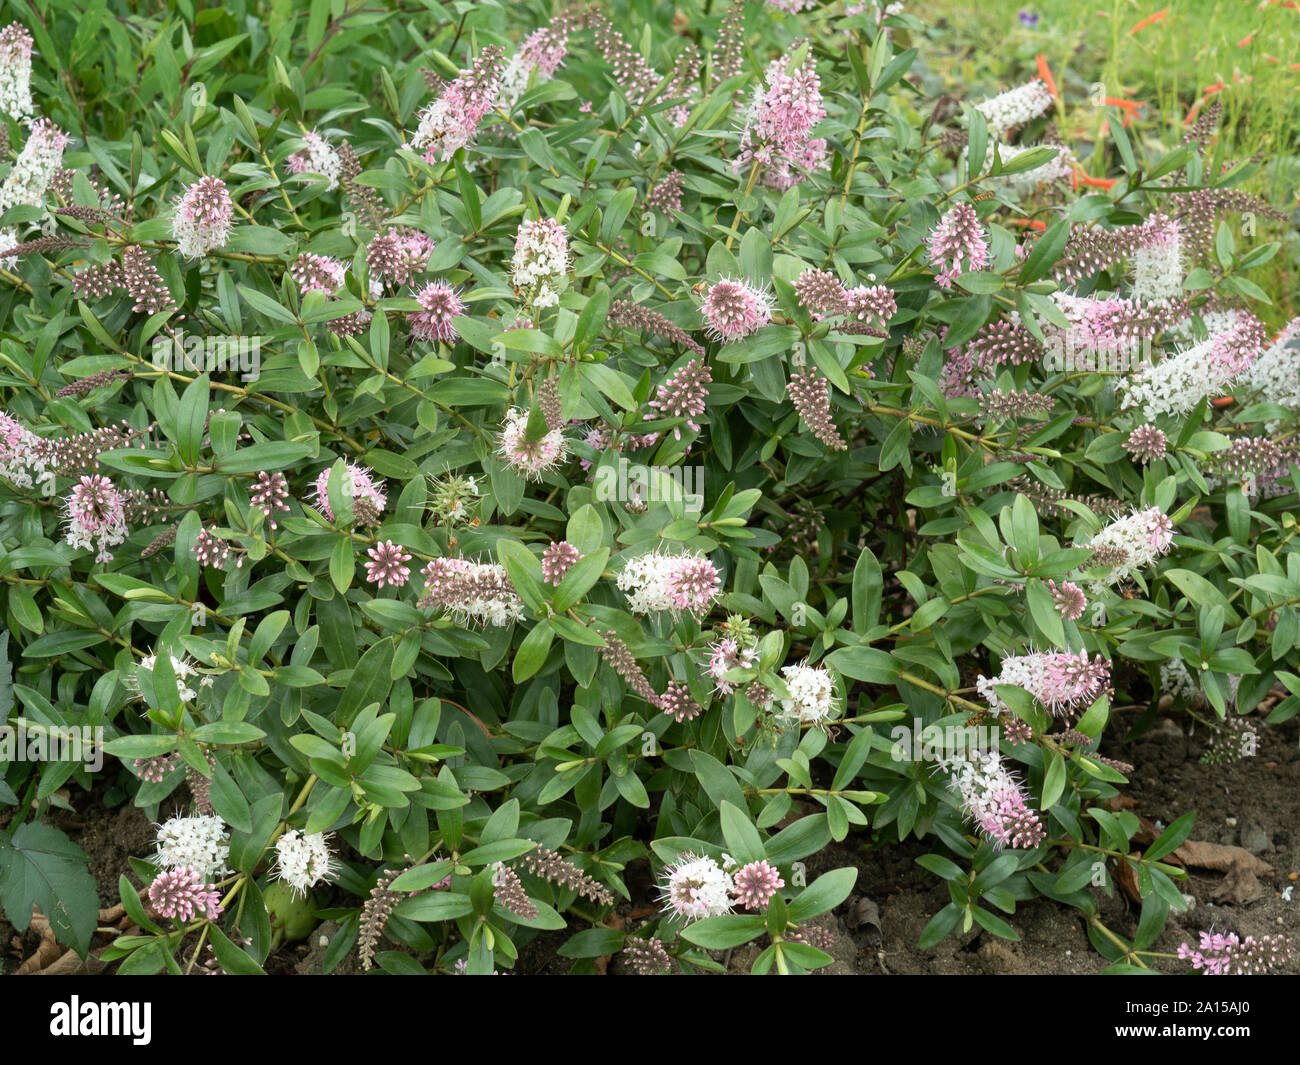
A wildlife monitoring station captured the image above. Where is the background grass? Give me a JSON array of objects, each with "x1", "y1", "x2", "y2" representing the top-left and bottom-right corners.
[{"x1": 908, "y1": 0, "x2": 1300, "y2": 323}]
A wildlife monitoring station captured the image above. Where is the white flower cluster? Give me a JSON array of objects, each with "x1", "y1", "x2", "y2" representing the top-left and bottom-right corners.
[
  {"x1": 155, "y1": 815, "x2": 230, "y2": 881},
  {"x1": 938, "y1": 748, "x2": 1018, "y2": 813},
  {"x1": 291, "y1": 131, "x2": 341, "y2": 191},
  {"x1": 1242, "y1": 317, "x2": 1300, "y2": 431},
  {"x1": 1084, "y1": 505, "x2": 1175, "y2": 584},
  {"x1": 136, "y1": 652, "x2": 201, "y2": 703},
  {"x1": 617, "y1": 551, "x2": 679, "y2": 614},
  {"x1": 1118, "y1": 321, "x2": 1246, "y2": 419},
  {"x1": 273, "y1": 830, "x2": 338, "y2": 898},
  {"x1": 1160, "y1": 658, "x2": 1195, "y2": 699},
  {"x1": 975, "y1": 79, "x2": 1053, "y2": 140},
  {"x1": 0, "y1": 23, "x2": 35, "y2": 120},
  {"x1": 62, "y1": 487, "x2": 128, "y2": 564},
  {"x1": 777, "y1": 662, "x2": 839, "y2": 725},
  {"x1": 989, "y1": 141, "x2": 1076, "y2": 195},
  {"x1": 0, "y1": 119, "x2": 69, "y2": 263},
  {"x1": 659, "y1": 853, "x2": 734, "y2": 923},
  {"x1": 1132, "y1": 215, "x2": 1184, "y2": 304},
  {"x1": 495, "y1": 406, "x2": 567, "y2": 481},
  {"x1": 511, "y1": 217, "x2": 569, "y2": 308},
  {"x1": 0, "y1": 414, "x2": 48, "y2": 489}
]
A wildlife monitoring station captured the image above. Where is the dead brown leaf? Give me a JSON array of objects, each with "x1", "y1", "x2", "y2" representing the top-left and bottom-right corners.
[
  {"x1": 1112, "y1": 857, "x2": 1142, "y2": 907},
  {"x1": 1174, "y1": 840, "x2": 1274, "y2": 906},
  {"x1": 17, "y1": 925, "x2": 63, "y2": 974}
]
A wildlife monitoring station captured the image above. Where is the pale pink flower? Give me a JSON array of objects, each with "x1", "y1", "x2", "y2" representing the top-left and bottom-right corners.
[
  {"x1": 706, "y1": 638, "x2": 757, "y2": 695},
  {"x1": 312, "y1": 463, "x2": 387, "y2": 526},
  {"x1": 63, "y1": 474, "x2": 128, "y2": 562},
  {"x1": 732, "y1": 860, "x2": 784, "y2": 909},
  {"x1": 290, "y1": 253, "x2": 345, "y2": 294},
  {"x1": 408, "y1": 281, "x2": 465, "y2": 342},
  {"x1": 542, "y1": 541, "x2": 581, "y2": 584},
  {"x1": 646, "y1": 359, "x2": 712, "y2": 439},
  {"x1": 366, "y1": 541, "x2": 412, "y2": 589},
  {"x1": 1046, "y1": 579, "x2": 1086, "y2": 621},
  {"x1": 148, "y1": 867, "x2": 223, "y2": 921},
  {"x1": 927, "y1": 203, "x2": 989, "y2": 288},
  {"x1": 172, "y1": 176, "x2": 234, "y2": 258},
  {"x1": 410, "y1": 46, "x2": 505, "y2": 164},
  {"x1": 699, "y1": 279, "x2": 772, "y2": 343},
  {"x1": 659, "y1": 680, "x2": 703, "y2": 723}
]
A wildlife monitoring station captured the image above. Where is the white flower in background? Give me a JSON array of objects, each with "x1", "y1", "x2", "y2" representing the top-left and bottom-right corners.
[
  {"x1": 778, "y1": 662, "x2": 839, "y2": 724},
  {"x1": 1084, "y1": 505, "x2": 1175, "y2": 584},
  {"x1": 497, "y1": 25, "x2": 569, "y2": 109},
  {"x1": 155, "y1": 815, "x2": 230, "y2": 880},
  {"x1": 616, "y1": 550, "x2": 721, "y2": 617},
  {"x1": 0, "y1": 22, "x2": 35, "y2": 120},
  {"x1": 1132, "y1": 214, "x2": 1184, "y2": 304},
  {"x1": 1118, "y1": 312, "x2": 1265, "y2": 419},
  {"x1": 1160, "y1": 658, "x2": 1195, "y2": 699},
  {"x1": 136, "y1": 652, "x2": 201, "y2": 703},
  {"x1": 659, "y1": 853, "x2": 734, "y2": 923},
  {"x1": 0, "y1": 118, "x2": 70, "y2": 264},
  {"x1": 495, "y1": 407, "x2": 567, "y2": 481},
  {"x1": 511, "y1": 217, "x2": 569, "y2": 308},
  {"x1": 975, "y1": 78, "x2": 1053, "y2": 140},
  {"x1": 987, "y1": 141, "x2": 1075, "y2": 195},
  {"x1": 285, "y1": 130, "x2": 342, "y2": 191},
  {"x1": 1241, "y1": 317, "x2": 1300, "y2": 430},
  {"x1": 273, "y1": 830, "x2": 338, "y2": 897}
]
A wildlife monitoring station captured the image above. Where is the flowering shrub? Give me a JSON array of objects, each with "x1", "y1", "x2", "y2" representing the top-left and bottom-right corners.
[{"x1": 0, "y1": 0, "x2": 1296, "y2": 976}]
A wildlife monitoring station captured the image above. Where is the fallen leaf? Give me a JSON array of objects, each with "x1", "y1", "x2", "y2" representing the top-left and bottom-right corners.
[
  {"x1": 848, "y1": 896, "x2": 881, "y2": 934},
  {"x1": 1174, "y1": 840, "x2": 1274, "y2": 906},
  {"x1": 1174, "y1": 840, "x2": 1274, "y2": 876}
]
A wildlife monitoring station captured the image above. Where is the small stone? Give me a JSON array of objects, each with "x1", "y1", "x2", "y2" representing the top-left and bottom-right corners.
[
  {"x1": 1225, "y1": 817, "x2": 1238, "y2": 827},
  {"x1": 1239, "y1": 822, "x2": 1269, "y2": 855}
]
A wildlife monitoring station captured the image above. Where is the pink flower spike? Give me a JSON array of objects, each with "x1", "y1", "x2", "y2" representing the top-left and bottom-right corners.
[{"x1": 927, "y1": 203, "x2": 989, "y2": 288}]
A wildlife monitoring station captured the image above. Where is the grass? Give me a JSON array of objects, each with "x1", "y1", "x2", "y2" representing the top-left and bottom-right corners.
[{"x1": 915, "y1": 0, "x2": 1300, "y2": 323}]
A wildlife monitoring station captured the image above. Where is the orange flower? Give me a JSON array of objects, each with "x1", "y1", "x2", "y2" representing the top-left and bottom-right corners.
[
  {"x1": 1128, "y1": 7, "x2": 1168, "y2": 34},
  {"x1": 1035, "y1": 54, "x2": 1059, "y2": 100},
  {"x1": 1008, "y1": 218, "x2": 1048, "y2": 231},
  {"x1": 1072, "y1": 164, "x2": 1118, "y2": 190},
  {"x1": 1203, "y1": 81, "x2": 1226, "y2": 95},
  {"x1": 1236, "y1": 32, "x2": 1255, "y2": 46}
]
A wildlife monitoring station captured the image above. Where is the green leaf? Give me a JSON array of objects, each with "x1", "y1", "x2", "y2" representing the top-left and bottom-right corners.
[
  {"x1": 1041, "y1": 751, "x2": 1066, "y2": 810},
  {"x1": 512, "y1": 621, "x2": 554, "y2": 683},
  {"x1": 680, "y1": 914, "x2": 767, "y2": 950},
  {"x1": 336, "y1": 640, "x2": 395, "y2": 727},
  {"x1": 558, "y1": 926, "x2": 626, "y2": 958},
  {"x1": 719, "y1": 800, "x2": 764, "y2": 865},
  {"x1": 787, "y1": 867, "x2": 858, "y2": 922},
  {"x1": 0, "y1": 822, "x2": 99, "y2": 957},
  {"x1": 1145, "y1": 810, "x2": 1195, "y2": 862},
  {"x1": 208, "y1": 923, "x2": 267, "y2": 974}
]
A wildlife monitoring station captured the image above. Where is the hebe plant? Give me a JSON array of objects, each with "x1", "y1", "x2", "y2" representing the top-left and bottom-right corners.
[{"x1": 0, "y1": 0, "x2": 1296, "y2": 976}]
